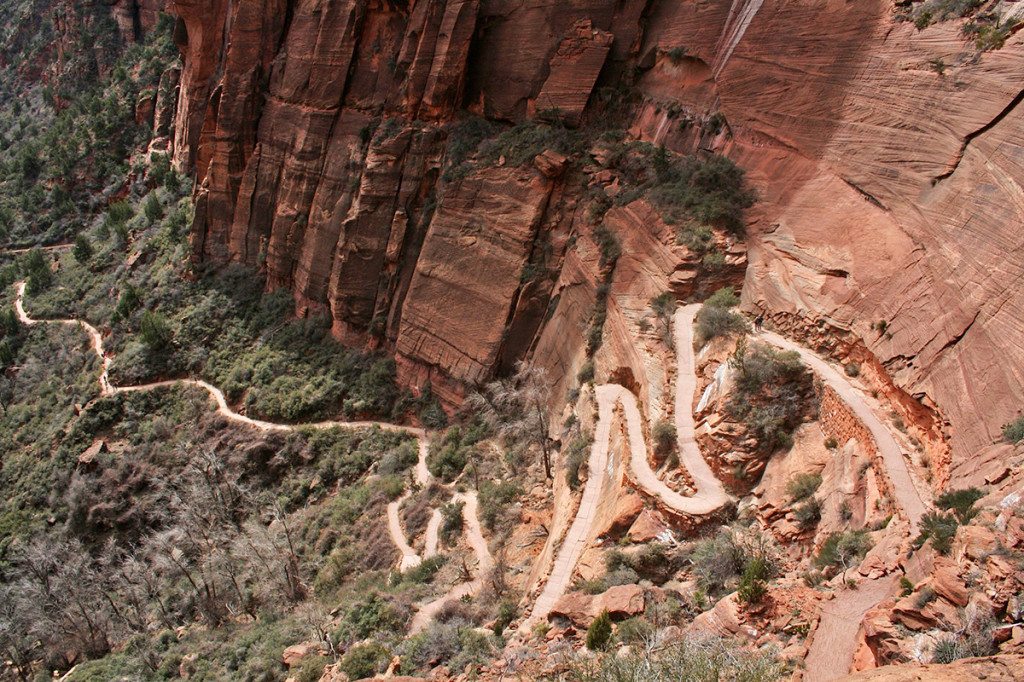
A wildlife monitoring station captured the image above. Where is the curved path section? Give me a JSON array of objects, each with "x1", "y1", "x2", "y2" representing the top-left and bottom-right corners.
[
  {"x1": 12, "y1": 281, "x2": 491, "y2": 631},
  {"x1": 410, "y1": 492, "x2": 494, "y2": 633},
  {"x1": 520, "y1": 304, "x2": 733, "y2": 631},
  {"x1": 519, "y1": 384, "x2": 616, "y2": 631},
  {"x1": 759, "y1": 329, "x2": 928, "y2": 532}
]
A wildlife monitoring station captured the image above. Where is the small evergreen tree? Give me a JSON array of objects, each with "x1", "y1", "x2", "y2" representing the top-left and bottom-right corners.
[
  {"x1": 72, "y1": 234, "x2": 94, "y2": 263},
  {"x1": 586, "y1": 609, "x2": 613, "y2": 650}
]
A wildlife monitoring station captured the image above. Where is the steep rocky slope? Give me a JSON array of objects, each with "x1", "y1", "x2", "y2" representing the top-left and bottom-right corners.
[{"x1": 166, "y1": 0, "x2": 1023, "y2": 483}]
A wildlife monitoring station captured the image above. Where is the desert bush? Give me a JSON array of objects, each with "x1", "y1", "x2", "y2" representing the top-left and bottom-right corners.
[
  {"x1": 586, "y1": 610, "x2": 613, "y2": 650},
  {"x1": 737, "y1": 557, "x2": 769, "y2": 605},
  {"x1": 695, "y1": 304, "x2": 746, "y2": 345},
  {"x1": 564, "y1": 431, "x2": 593, "y2": 490},
  {"x1": 569, "y1": 634, "x2": 785, "y2": 681},
  {"x1": 936, "y1": 487, "x2": 985, "y2": 524},
  {"x1": 1002, "y1": 416, "x2": 1024, "y2": 443},
  {"x1": 844, "y1": 362, "x2": 860, "y2": 377},
  {"x1": 914, "y1": 511, "x2": 959, "y2": 555},
  {"x1": 73, "y1": 234, "x2": 94, "y2": 263},
  {"x1": 794, "y1": 497, "x2": 821, "y2": 530},
  {"x1": 428, "y1": 426, "x2": 474, "y2": 481},
  {"x1": 336, "y1": 593, "x2": 409, "y2": 643},
  {"x1": 138, "y1": 310, "x2": 172, "y2": 352},
  {"x1": 653, "y1": 420, "x2": 676, "y2": 457},
  {"x1": 814, "y1": 530, "x2": 872, "y2": 571},
  {"x1": 402, "y1": 620, "x2": 492, "y2": 672},
  {"x1": 787, "y1": 473, "x2": 822, "y2": 501},
  {"x1": 439, "y1": 501, "x2": 464, "y2": 545},
  {"x1": 728, "y1": 342, "x2": 813, "y2": 453},
  {"x1": 478, "y1": 479, "x2": 522, "y2": 531}
]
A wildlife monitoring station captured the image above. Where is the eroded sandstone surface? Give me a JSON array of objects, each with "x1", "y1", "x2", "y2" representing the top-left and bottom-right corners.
[{"x1": 166, "y1": 0, "x2": 1023, "y2": 484}]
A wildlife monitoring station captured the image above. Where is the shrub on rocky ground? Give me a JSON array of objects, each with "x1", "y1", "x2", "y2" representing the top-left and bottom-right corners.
[
  {"x1": 728, "y1": 341, "x2": 814, "y2": 454},
  {"x1": 586, "y1": 610, "x2": 613, "y2": 651},
  {"x1": 914, "y1": 511, "x2": 960, "y2": 555},
  {"x1": 1003, "y1": 416, "x2": 1024, "y2": 443},
  {"x1": 814, "y1": 530, "x2": 872, "y2": 571},
  {"x1": 786, "y1": 473, "x2": 822, "y2": 501}
]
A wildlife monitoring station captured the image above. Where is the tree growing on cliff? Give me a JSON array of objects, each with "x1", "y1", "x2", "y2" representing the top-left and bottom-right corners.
[{"x1": 468, "y1": 361, "x2": 553, "y2": 479}]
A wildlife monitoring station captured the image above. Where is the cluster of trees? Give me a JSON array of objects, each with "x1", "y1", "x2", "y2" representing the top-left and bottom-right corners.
[{"x1": 0, "y1": 450, "x2": 305, "y2": 678}]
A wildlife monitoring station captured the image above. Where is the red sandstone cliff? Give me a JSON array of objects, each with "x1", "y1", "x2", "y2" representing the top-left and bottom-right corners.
[{"x1": 165, "y1": 0, "x2": 1024, "y2": 473}]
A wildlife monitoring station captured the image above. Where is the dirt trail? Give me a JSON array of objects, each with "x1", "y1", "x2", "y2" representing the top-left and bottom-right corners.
[
  {"x1": 804, "y1": 576, "x2": 897, "y2": 682},
  {"x1": 410, "y1": 491, "x2": 494, "y2": 633},
  {"x1": 759, "y1": 330, "x2": 928, "y2": 532},
  {"x1": 758, "y1": 329, "x2": 929, "y2": 679},
  {"x1": 518, "y1": 383, "x2": 616, "y2": 631},
  {"x1": 520, "y1": 305, "x2": 733, "y2": 631},
  {"x1": 13, "y1": 281, "x2": 492, "y2": 631}
]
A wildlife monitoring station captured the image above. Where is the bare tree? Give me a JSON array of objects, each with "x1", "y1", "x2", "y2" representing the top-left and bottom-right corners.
[{"x1": 468, "y1": 361, "x2": 553, "y2": 479}]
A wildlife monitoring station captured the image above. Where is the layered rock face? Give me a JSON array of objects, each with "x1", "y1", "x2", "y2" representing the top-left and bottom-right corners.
[{"x1": 169, "y1": 0, "x2": 1023, "y2": 466}]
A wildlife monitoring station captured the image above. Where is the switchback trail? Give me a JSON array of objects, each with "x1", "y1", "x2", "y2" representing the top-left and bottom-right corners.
[
  {"x1": 758, "y1": 330, "x2": 929, "y2": 680},
  {"x1": 520, "y1": 304, "x2": 733, "y2": 631},
  {"x1": 12, "y1": 281, "x2": 492, "y2": 631},
  {"x1": 760, "y1": 330, "x2": 928, "y2": 532}
]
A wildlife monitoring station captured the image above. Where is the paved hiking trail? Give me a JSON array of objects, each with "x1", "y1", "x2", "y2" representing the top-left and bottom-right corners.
[
  {"x1": 520, "y1": 305, "x2": 734, "y2": 630},
  {"x1": 410, "y1": 491, "x2": 495, "y2": 633},
  {"x1": 15, "y1": 276, "x2": 927, "y2": 653},
  {"x1": 803, "y1": 576, "x2": 898, "y2": 682},
  {"x1": 760, "y1": 330, "x2": 928, "y2": 532},
  {"x1": 758, "y1": 331, "x2": 928, "y2": 680},
  {"x1": 13, "y1": 281, "x2": 492, "y2": 631}
]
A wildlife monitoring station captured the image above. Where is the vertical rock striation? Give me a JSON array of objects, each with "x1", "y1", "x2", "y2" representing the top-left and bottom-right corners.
[{"x1": 165, "y1": 0, "x2": 1024, "y2": 468}]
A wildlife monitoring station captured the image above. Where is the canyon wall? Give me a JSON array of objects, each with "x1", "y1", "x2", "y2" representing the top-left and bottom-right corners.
[{"x1": 166, "y1": 0, "x2": 1024, "y2": 467}]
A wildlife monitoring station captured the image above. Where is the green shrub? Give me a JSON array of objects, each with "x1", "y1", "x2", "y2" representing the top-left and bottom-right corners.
[
  {"x1": 737, "y1": 558, "x2": 769, "y2": 605},
  {"x1": 695, "y1": 305, "x2": 746, "y2": 344},
  {"x1": 914, "y1": 586, "x2": 936, "y2": 609},
  {"x1": 400, "y1": 555, "x2": 446, "y2": 585},
  {"x1": 705, "y1": 286, "x2": 739, "y2": 309},
  {"x1": 492, "y1": 601, "x2": 517, "y2": 635},
  {"x1": 844, "y1": 362, "x2": 860, "y2": 377},
  {"x1": 794, "y1": 497, "x2": 821, "y2": 530},
  {"x1": 143, "y1": 193, "x2": 163, "y2": 223},
  {"x1": 427, "y1": 426, "x2": 473, "y2": 481},
  {"x1": 293, "y1": 655, "x2": 331, "y2": 682},
  {"x1": 339, "y1": 643, "x2": 388, "y2": 680},
  {"x1": 814, "y1": 530, "x2": 871, "y2": 570},
  {"x1": 564, "y1": 432, "x2": 592, "y2": 490},
  {"x1": 577, "y1": 360, "x2": 595, "y2": 384},
  {"x1": 899, "y1": 576, "x2": 914, "y2": 597},
  {"x1": 653, "y1": 420, "x2": 676, "y2": 456},
  {"x1": 478, "y1": 479, "x2": 522, "y2": 531},
  {"x1": 439, "y1": 501, "x2": 464, "y2": 545},
  {"x1": 728, "y1": 342, "x2": 813, "y2": 454},
  {"x1": 477, "y1": 121, "x2": 584, "y2": 169},
  {"x1": 666, "y1": 47, "x2": 687, "y2": 64},
  {"x1": 570, "y1": 633, "x2": 786, "y2": 680},
  {"x1": 787, "y1": 473, "x2": 822, "y2": 501},
  {"x1": 1003, "y1": 416, "x2": 1024, "y2": 443},
  {"x1": 931, "y1": 636, "x2": 963, "y2": 664},
  {"x1": 139, "y1": 310, "x2": 172, "y2": 352},
  {"x1": 936, "y1": 487, "x2": 984, "y2": 524},
  {"x1": 914, "y1": 511, "x2": 959, "y2": 555},
  {"x1": 586, "y1": 610, "x2": 613, "y2": 650},
  {"x1": 72, "y1": 234, "x2": 94, "y2": 263},
  {"x1": 337, "y1": 593, "x2": 408, "y2": 642}
]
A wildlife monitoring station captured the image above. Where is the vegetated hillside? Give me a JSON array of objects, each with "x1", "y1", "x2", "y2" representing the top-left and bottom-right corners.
[{"x1": 2, "y1": 1, "x2": 1024, "y2": 681}]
